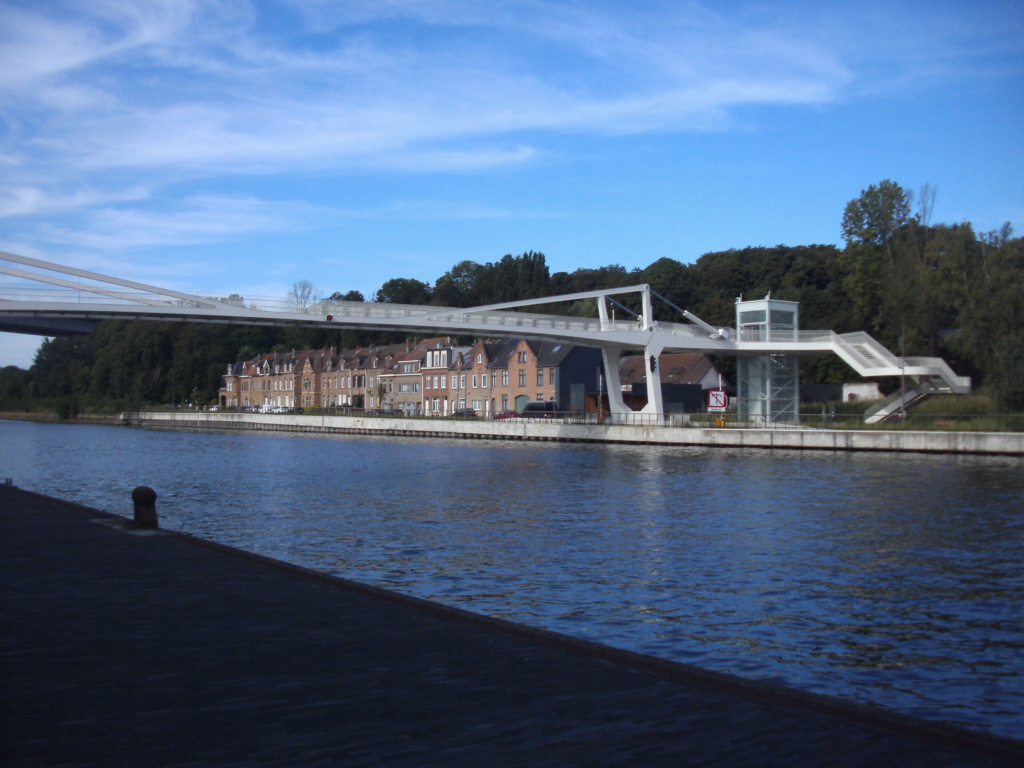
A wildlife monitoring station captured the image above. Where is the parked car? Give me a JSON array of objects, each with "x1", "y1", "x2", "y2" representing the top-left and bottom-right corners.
[
  {"x1": 521, "y1": 401, "x2": 560, "y2": 418},
  {"x1": 452, "y1": 408, "x2": 477, "y2": 418},
  {"x1": 493, "y1": 410, "x2": 519, "y2": 420}
]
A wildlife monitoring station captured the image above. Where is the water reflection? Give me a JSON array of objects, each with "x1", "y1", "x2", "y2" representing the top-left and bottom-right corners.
[{"x1": 2, "y1": 419, "x2": 1022, "y2": 738}]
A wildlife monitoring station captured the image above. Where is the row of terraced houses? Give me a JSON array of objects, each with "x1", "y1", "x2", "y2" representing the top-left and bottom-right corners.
[{"x1": 218, "y1": 336, "x2": 724, "y2": 416}]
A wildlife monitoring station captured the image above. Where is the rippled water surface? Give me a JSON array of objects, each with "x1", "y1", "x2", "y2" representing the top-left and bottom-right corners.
[{"x1": 3, "y1": 419, "x2": 1023, "y2": 739}]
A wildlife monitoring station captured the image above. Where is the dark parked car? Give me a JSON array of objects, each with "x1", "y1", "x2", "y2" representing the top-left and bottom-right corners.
[
  {"x1": 521, "y1": 401, "x2": 560, "y2": 417},
  {"x1": 452, "y1": 408, "x2": 478, "y2": 418}
]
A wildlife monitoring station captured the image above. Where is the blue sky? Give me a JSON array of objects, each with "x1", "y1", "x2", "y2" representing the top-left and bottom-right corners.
[{"x1": 1, "y1": 0, "x2": 1022, "y2": 368}]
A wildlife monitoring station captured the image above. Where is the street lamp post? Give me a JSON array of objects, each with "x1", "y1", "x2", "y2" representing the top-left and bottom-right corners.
[{"x1": 900, "y1": 327, "x2": 906, "y2": 423}]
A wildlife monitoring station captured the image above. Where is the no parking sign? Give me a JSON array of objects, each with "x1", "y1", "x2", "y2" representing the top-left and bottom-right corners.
[{"x1": 707, "y1": 389, "x2": 728, "y2": 412}]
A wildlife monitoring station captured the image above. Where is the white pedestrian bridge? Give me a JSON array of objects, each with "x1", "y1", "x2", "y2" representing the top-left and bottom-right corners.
[{"x1": 0, "y1": 250, "x2": 970, "y2": 423}]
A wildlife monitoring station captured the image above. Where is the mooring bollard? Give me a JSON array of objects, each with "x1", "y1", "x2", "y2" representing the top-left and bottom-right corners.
[{"x1": 131, "y1": 486, "x2": 158, "y2": 529}]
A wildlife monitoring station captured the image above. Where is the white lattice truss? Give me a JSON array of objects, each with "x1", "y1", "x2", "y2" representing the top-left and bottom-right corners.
[{"x1": 0, "y1": 251, "x2": 970, "y2": 419}]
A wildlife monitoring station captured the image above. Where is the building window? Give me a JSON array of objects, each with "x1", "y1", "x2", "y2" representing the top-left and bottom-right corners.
[
  {"x1": 472, "y1": 374, "x2": 478, "y2": 389},
  {"x1": 477, "y1": 353, "x2": 482, "y2": 364},
  {"x1": 461, "y1": 375, "x2": 466, "y2": 389},
  {"x1": 518, "y1": 351, "x2": 527, "y2": 363},
  {"x1": 537, "y1": 370, "x2": 544, "y2": 387},
  {"x1": 501, "y1": 394, "x2": 508, "y2": 410},
  {"x1": 519, "y1": 370, "x2": 526, "y2": 386},
  {"x1": 502, "y1": 370, "x2": 508, "y2": 387},
  {"x1": 549, "y1": 369, "x2": 555, "y2": 385},
  {"x1": 441, "y1": 374, "x2": 446, "y2": 388}
]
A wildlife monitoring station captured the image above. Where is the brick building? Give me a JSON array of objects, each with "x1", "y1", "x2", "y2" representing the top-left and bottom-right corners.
[{"x1": 219, "y1": 338, "x2": 717, "y2": 416}]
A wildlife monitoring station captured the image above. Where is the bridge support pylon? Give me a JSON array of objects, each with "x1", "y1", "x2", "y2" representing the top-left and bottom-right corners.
[{"x1": 596, "y1": 286, "x2": 665, "y2": 418}]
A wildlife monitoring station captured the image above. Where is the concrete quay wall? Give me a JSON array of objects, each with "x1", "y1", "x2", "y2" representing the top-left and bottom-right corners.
[{"x1": 125, "y1": 411, "x2": 1024, "y2": 455}]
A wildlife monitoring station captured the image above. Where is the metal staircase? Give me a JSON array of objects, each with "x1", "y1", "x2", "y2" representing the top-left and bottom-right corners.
[
  {"x1": 863, "y1": 381, "x2": 940, "y2": 424},
  {"x1": 827, "y1": 333, "x2": 971, "y2": 423}
]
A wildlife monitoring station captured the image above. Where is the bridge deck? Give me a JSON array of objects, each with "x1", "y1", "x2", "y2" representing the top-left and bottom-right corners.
[{"x1": 2, "y1": 485, "x2": 1018, "y2": 767}]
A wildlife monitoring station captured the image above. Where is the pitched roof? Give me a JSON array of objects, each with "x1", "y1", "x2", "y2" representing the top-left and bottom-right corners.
[
  {"x1": 484, "y1": 339, "x2": 518, "y2": 369},
  {"x1": 529, "y1": 340, "x2": 575, "y2": 367},
  {"x1": 618, "y1": 353, "x2": 719, "y2": 386}
]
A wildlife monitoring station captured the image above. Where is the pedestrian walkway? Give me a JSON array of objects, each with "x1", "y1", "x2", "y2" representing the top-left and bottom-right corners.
[{"x1": 2, "y1": 485, "x2": 1020, "y2": 767}]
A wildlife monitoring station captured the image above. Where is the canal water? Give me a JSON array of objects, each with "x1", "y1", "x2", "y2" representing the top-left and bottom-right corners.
[{"x1": 2, "y1": 419, "x2": 1023, "y2": 739}]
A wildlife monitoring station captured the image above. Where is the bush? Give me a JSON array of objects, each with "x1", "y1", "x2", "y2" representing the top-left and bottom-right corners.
[{"x1": 988, "y1": 330, "x2": 1024, "y2": 412}]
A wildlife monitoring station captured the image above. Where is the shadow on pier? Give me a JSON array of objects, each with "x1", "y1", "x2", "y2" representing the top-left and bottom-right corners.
[{"x1": 2, "y1": 484, "x2": 1021, "y2": 767}]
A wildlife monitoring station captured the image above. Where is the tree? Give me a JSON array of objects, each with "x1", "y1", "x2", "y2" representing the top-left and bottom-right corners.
[
  {"x1": 639, "y1": 258, "x2": 694, "y2": 313},
  {"x1": 940, "y1": 224, "x2": 1024, "y2": 410},
  {"x1": 433, "y1": 260, "x2": 488, "y2": 307},
  {"x1": 373, "y1": 277, "x2": 432, "y2": 305},
  {"x1": 288, "y1": 280, "x2": 322, "y2": 311},
  {"x1": 327, "y1": 290, "x2": 365, "y2": 302},
  {"x1": 987, "y1": 329, "x2": 1024, "y2": 411},
  {"x1": 918, "y1": 183, "x2": 937, "y2": 229},
  {"x1": 841, "y1": 180, "x2": 911, "y2": 263},
  {"x1": 838, "y1": 181, "x2": 914, "y2": 333},
  {"x1": 489, "y1": 251, "x2": 551, "y2": 302}
]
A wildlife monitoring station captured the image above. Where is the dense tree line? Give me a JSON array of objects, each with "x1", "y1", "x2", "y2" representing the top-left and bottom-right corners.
[{"x1": 1, "y1": 181, "x2": 1021, "y2": 413}]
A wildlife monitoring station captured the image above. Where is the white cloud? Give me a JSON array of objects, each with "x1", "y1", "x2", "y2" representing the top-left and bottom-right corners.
[
  {"x1": 1, "y1": 0, "x2": 1018, "y2": 260},
  {"x1": 2, "y1": 0, "x2": 854, "y2": 178},
  {"x1": 0, "y1": 186, "x2": 150, "y2": 218},
  {"x1": 36, "y1": 194, "x2": 315, "y2": 251}
]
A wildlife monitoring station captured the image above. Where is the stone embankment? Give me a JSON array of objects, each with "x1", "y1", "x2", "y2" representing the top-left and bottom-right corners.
[
  {"x1": 123, "y1": 410, "x2": 1024, "y2": 455},
  {"x1": 0, "y1": 411, "x2": 122, "y2": 425}
]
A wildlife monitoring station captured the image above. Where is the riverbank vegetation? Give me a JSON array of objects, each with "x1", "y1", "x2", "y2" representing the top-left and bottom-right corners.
[{"x1": 1, "y1": 180, "x2": 1021, "y2": 416}]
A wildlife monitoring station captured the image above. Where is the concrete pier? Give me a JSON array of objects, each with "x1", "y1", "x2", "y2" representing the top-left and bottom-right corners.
[{"x1": 2, "y1": 484, "x2": 1021, "y2": 767}]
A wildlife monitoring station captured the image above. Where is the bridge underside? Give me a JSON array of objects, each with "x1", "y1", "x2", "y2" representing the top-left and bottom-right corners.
[{"x1": 0, "y1": 317, "x2": 98, "y2": 336}]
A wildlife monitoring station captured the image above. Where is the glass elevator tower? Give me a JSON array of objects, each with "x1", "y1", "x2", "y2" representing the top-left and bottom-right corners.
[{"x1": 736, "y1": 297, "x2": 800, "y2": 424}]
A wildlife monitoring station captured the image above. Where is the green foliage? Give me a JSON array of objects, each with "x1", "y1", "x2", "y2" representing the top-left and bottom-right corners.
[
  {"x1": 374, "y1": 277, "x2": 432, "y2": 305},
  {"x1": 433, "y1": 260, "x2": 488, "y2": 307},
  {"x1": 431, "y1": 251, "x2": 552, "y2": 307},
  {"x1": 640, "y1": 257, "x2": 694, "y2": 312},
  {"x1": 841, "y1": 179, "x2": 911, "y2": 256},
  {"x1": 981, "y1": 330, "x2": 1024, "y2": 411},
  {"x1": 7, "y1": 184, "x2": 1021, "y2": 416}
]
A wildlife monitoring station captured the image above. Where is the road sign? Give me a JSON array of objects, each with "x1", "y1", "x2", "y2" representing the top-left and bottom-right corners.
[{"x1": 707, "y1": 389, "x2": 728, "y2": 411}]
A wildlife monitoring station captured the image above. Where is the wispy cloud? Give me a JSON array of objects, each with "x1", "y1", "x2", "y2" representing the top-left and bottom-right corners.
[
  {"x1": 0, "y1": 186, "x2": 150, "y2": 218},
  {"x1": 1, "y1": 1, "x2": 852, "y2": 175},
  {"x1": 1, "y1": 0, "x2": 1018, "y2": 256},
  {"x1": 34, "y1": 194, "x2": 318, "y2": 251}
]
